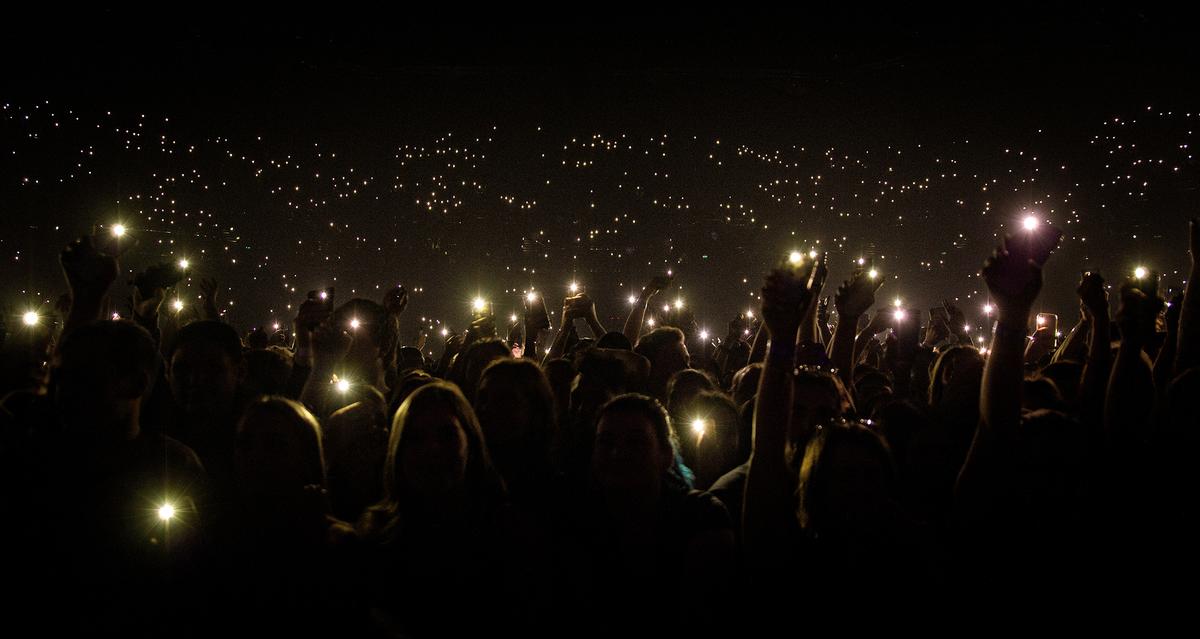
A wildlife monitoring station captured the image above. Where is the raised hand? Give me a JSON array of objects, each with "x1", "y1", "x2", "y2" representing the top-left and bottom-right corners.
[
  {"x1": 638, "y1": 274, "x2": 672, "y2": 303},
  {"x1": 1077, "y1": 272, "x2": 1109, "y2": 320},
  {"x1": 760, "y1": 263, "x2": 813, "y2": 341},
  {"x1": 199, "y1": 277, "x2": 221, "y2": 320},
  {"x1": 922, "y1": 312, "x2": 950, "y2": 348},
  {"x1": 943, "y1": 300, "x2": 968, "y2": 336},
  {"x1": 383, "y1": 285, "x2": 408, "y2": 315},
  {"x1": 60, "y1": 235, "x2": 119, "y2": 303},
  {"x1": 132, "y1": 283, "x2": 167, "y2": 319},
  {"x1": 311, "y1": 320, "x2": 353, "y2": 371},
  {"x1": 1115, "y1": 277, "x2": 1164, "y2": 346},
  {"x1": 982, "y1": 228, "x2": 1062, "y2": 321},
  {"x1": 834, "y1": 268, "x2": 884, "y2": 319},
  {"x1": 524, "y1": 292, "x2": 552, "y2": 331},
  {"x1": 1165, "y1": 291, "x2": 1184, "y2": 334}
]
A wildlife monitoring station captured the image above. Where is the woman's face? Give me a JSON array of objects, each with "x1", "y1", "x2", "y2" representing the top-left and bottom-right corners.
[
  {"x1": 591, "y1": 411, "x2": 670, "y2": 495},
  {"x1": 400, "y1": 404, "x2": 470, "y2": 498}
]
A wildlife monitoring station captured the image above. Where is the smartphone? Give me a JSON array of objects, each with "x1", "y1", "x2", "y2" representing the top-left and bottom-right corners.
[
  {"x1": 1035, "y1": 313, "x2": 1058, "y2": 337},
  {"x1": 472, "y1": 301, "x2": 494, "y2": 322}
]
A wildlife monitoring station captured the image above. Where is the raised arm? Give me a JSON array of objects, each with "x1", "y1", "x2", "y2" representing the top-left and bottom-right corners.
[
  {"x1": 743, "y1": 262, "x2": 813, "y2": 558},
  {"x1": 622, "y1": 275, "x2": 669, "y2": 345},
  {"x1": 1105, "y1": 278, "x2": 1162, "y2": 443},
  {"x1": 58, "y1": 235, "x2": 120, "y2": 338},
  {"x1": 959, "y1": 228, "x2": 1061, "y2": 500},
  {"x1": 829, "y1": 268, "x2": 882, "y2": 384},
  {"x1": 1077, "y1": 273, "x2": 1112, "y2": 427}
]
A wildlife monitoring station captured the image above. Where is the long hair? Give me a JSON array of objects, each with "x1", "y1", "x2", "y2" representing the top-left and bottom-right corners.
[{"x1": 361, "y1": 381, "x2": 506, "y2": 541}]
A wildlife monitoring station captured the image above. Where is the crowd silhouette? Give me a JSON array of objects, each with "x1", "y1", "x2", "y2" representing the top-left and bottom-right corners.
[{"x1": 2, "y1": 219, "x2": 1198, "y2": 635}]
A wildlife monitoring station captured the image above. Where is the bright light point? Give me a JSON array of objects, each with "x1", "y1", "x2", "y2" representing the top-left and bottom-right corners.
[
  {"x1": 663, "y1": 304, "x2": 670, "y2": 313},
  {"x1": 893, "y1": 297, "x2": 902, "y2": 307},
  {"x1": 350, "y1": 318, "x2": 361, "y2": 329},
  {"x1": 335, "y1": 379, "x2": 351, "y2": 393},
  {"x1": 568, "y1": 282, "x2": 579, "y2": 294},
  {"x1": 868, "y1": 268, "x2": 879, "y2": 279},
  {"x1": 746, "y1": 310, "x2": 754, "y2": 319},
  {"x1": 440, "y1": 328, "x2": 449, "y2": 336},
  {"x1": 894, "y1": 309, "x2": 907, "y2": 321},
  {"x1": 526, "y1": 291, "x2": 537, "y2": 303},
  {"x1": 788, "y1": 251, "x2": 803, "y2": 264},
  {"x1": 172, "y1": 299, "x2": 184, "y2": 312},
  {"x1": 691, "y1": 419, "x2": 706, "y2": 436},
  {"x1": 743, "y1": 328, "x2": 750, "y2": 335},
  {"x1": 22, "y1": 311, "x2": 38, "y2": 326},
  {"x1": 158, "y1": 503, "x2": 175, "y2": 521},
  {"x1": 977, "y1": 335, "x2": 986, "y2": 343},
  {"x1": 675, "y1": 298, "x2": 684, "y2": 310},
  {"x1": 628, "y1": 295, "x2": 638, "y2": 305},
  {"x1": 178, "y1": 259, "x2": 189, "y2": 269},
  {"x1": 111, "y1": 313, "x2": 120, "y2": 320},
  {"x1": 318, "y1": 291, "x2": 328, "y2": 300},
  {"x1": 510, "y1": 314, "x2": 518, "y2": 323},
  {"x1": 472, "y1": 297, "x2": 486, "y2": 312},
  {"x1": 647, "y1": 318, "x2": 657, "y2": 327},
  {"x1": 808, "y1": 250, "x2": 818, "y2": 259},
  {"x1": 857, "y1": 257, "x2": 866, "y2": 266},
  {"x1": 699, "y1": 330, "x2": 709, "y2": 340},
  {"x1": 1036, "y1": 316, "x2": 1046, "y2": 326},
  {"x1": 1055, "y1": 331, "x2": 1063, "y2": 338},
  {"x1": 1134, "y1": 266, "x2": 1148, "y2": 279},
  {"x1": 111, "y1": 224, "x2": 126, "y2": 237},
  {"x1": 984, "y1": 304, "x2": 994, "y2": 314},
  {"x1": 963, "y1": 324, "x2": 971, "y2": 333},
  {"x1": 1023, "y1": 216, "x2": 1039, "y2": 231},
  {"x1": 272, "y1": 322, "x2": 280, "y2": 330}
]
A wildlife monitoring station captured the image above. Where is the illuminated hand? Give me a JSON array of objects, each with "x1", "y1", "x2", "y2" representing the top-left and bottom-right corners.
[
  {"x1": 760, "y1": 264, "x2": 813, "y2": 340},
  {"x1": 982, "y1": 232, "x2": 1057, "y2": 319},
  {"x1": 834, "y1": 268, "x2": 884, "y2": 319}
]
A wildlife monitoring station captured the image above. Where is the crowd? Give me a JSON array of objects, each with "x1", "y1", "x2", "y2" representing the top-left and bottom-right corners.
[{"x1": 1, "y1": 219, "x2": 1198, "y2": 635}]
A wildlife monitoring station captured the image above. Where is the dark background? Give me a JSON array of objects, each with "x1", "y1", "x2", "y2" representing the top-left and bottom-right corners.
[{"x1": 3, "y1": 8, "x2": 1198, "y2": 339}]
